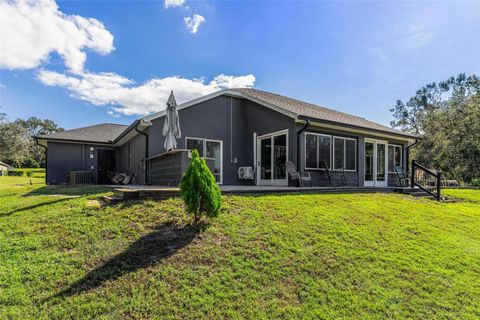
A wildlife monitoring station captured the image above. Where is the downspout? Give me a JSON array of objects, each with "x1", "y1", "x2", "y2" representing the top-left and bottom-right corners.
[
  {"x1": 35, "y1": 138, "x2": 47, "y2": 185},
  {"x1": 134, "y1": 122, "x2": 149, "y2": 185},
  {"x1": 406, "y1": 139, "x2": 419, "y2": 175},
  {"x1": 296, "y1": 120, "x2": 310, "y2": 169}
]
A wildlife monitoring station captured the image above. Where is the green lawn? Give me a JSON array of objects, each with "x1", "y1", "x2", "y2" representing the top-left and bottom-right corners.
[{"x1": 1, "y1": 179, "x2": 479, "y2": 319}]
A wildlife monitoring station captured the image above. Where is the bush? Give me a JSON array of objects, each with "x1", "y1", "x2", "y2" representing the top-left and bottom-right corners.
[
  {"x1": 180, "y1": 149, "x2": 222, "y2": 221},
  {"x1": 7, "y1": 170, "x2": 24, "y2": 176},
  {"x1": 22, "y1": 158, "x2": 40, "y2": 168},
  {"x1": 469, "y1": 178, "x2": 480, "y2": 187}
]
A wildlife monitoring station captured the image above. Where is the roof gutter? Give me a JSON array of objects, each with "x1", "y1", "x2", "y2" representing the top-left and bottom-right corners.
[
  {"x1": 113, "y1": 120, "x2": 140, "y2": 144},
  {"x1": 296, "y1": 119, "x2": 310, "y2": 170},
  {"x1": 297, "y1": 115, "x2": 419, "y2": 140},
  {"x1": 134, "y1": 120, "x2": 152, "y2": 184},
  {"x1": 406, "y1": 138, "x2": 420, "y2": 175},
  {"x1": 34, "y1": 138, "x2": 48, "y2": 185},
  {"x1": 33, "y1": 136, "x2": 115, "y2": 145}
]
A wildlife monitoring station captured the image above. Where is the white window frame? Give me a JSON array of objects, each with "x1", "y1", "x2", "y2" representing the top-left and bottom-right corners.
[
  {"x1": 256, "y1": 129, "x2": 289, "y2": 186},
  {"x1": 333, "y1": 136, "x2": 357, "y2": 172},
  {"x1": 304, "y1": 132, "x2": 331, "y2": 170},
  {"x1": 388, "y1": 144, "x2": 403, "y2": 173},
  {"x1": 185, "y1": 137, "x2": 223, "y2": 184}
]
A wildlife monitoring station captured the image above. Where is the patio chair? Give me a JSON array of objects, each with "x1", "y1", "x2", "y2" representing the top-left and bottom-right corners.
[
  {"x1": 394, "y1": 165, "x2": 410, "y2": 187},
  {"x1": 285, "y1": 161, "x2": 312, "y2": 187},
  {"x1": 321, "y1": 160, "x2": 334, "y2": 186},
  {"x1": 322, "y1": 160, "x2": 346, "y2": 186}
]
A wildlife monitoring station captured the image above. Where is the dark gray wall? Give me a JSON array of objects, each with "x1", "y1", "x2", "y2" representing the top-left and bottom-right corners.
[
  {"x1": 298, "y1": 125, "x2": 409, "y2": 187},
  {"x1": 116, "y1": 133, "x2": 147, "y2": 185},
  {"x1": 46, "y1": 141, "x2": 115, "y2": 184},
  {"x1": 148, "y1": 151, "x2": 189, "y2": 186},
  {"x1": 146, "y1": 95, "x2": 297, "y2": 185}
]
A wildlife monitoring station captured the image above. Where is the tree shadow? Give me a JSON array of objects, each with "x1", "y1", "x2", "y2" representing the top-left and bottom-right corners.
[
  {"x1": 50, "y1": 221, "x2": 207, "y2": 299},
  {"x1": 0, "y1": 198, "x2": 70, "y2": 218},
  {"x1": 26, "y1": 185, "x2": 112, "y2": 197}
]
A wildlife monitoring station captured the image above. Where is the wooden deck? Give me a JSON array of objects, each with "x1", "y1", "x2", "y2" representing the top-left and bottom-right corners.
[{"x1": 103, "y1": 185, "x2": 430, "y2": 203}]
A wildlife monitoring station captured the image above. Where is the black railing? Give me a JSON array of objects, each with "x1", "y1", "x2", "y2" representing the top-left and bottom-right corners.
[{"x1": 411, "y1": 160, "x2": 441, "y2": 201}]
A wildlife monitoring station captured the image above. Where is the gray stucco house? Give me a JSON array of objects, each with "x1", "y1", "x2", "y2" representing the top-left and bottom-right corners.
[{"x1": 36, "y1": 88, "x2": 418, "y2": 188}]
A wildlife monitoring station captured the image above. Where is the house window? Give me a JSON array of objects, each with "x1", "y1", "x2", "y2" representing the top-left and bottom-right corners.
[
  {"x1": 186, "y1": 137, "x2": 222, "y2": 183},
  {"x1": 305, "y1": 133, "x2": 331, "y2": 169},
  {"x1": 333, "y1": 137, "x2": 356, "y2": 171},
  {"x1": 388, "y1": 145, "x2": 402, "y2": 172}
]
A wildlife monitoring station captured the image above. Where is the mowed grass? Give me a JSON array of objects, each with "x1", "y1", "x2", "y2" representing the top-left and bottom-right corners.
[{"x1": 0, "y1": 179, "x2": 479, "y2": 319}]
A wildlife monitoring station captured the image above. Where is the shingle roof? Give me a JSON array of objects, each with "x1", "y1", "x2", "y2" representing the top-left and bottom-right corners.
[
  {"x1": 0, "y1": 161, "x2": 14, "y2": 170},
  {"x1": 232, "y1": 88, "x2": 416, "y2": 138},
  {"x1": 38, "y1": 123, "x2": 128, "y2": 143}
]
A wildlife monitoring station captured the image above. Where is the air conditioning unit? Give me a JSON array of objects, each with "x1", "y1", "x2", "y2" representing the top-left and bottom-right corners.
[{"x1": 238, "y1": 166, "x2": 254, "y2": 180}]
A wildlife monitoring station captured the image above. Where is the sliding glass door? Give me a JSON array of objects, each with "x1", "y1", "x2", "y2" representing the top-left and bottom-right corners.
[
  {"x1": 257, "y1": 130, "x2": 288, "y2": 186},
  {"x1": 364, "y1": 139, "x2": 387, "y2": 187}
]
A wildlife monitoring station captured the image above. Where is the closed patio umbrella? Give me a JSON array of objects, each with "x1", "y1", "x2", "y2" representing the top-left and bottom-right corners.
[{"x1": 163, "y1": 91, "x2": 182, "y2": 151}]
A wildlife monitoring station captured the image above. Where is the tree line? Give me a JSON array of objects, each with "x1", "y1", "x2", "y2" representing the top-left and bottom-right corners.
[
  {"x1": 390, "y1": 73, "x2": 480, "y2": 184},
  {"x1": 1, "y1": 73, "x2": 479, "y2": 183},
  {"x1": 0, "y1": 110, "x2": 63, "y2": 168}
]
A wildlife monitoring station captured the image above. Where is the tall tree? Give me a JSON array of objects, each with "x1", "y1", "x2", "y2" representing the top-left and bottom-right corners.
[
  {"x1": 14, "y1": 117, "x2": 64, "y2": 166},
  {"x1": 390, "y1": 74, "x2": 480, "y2": 135},
  {"x1": 391, "y1": 74, "x2": 480, "y2": 182},
  {"x1": 0, "y1": 122, "x2": 30, "y2": 166}
]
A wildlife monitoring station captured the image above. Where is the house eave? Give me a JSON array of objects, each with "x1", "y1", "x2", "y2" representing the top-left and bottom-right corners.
[
  {"x1": 33, "y1": 136, "x2": 115, "y2": 146},
  {"x1": 141, "y1": 89, "x2": 298, "y2": 123},
  {"x1": 297, "y1": 116, "x2": 419, "y2": 142}
]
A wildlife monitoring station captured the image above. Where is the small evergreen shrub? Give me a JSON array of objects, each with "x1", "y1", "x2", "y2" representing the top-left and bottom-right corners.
[
  {"x1": 180, "y1": 149, "x2": 222, "y2": 221},
  {"x1": 7, "y1": 170, "x2": 23, "y2": 176},
  {"x1": 469, "y1": 178, "x2": 480, "y2": 187}
]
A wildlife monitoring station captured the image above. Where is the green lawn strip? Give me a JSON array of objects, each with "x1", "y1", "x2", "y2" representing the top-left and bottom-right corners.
[{"x1": 0, "y1": 182, "x2": 479, "y2": 319}]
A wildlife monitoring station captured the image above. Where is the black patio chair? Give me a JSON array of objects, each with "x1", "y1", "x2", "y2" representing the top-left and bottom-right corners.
[
  {"x1": 321, "y1": 160, "x2": 332, "y2": 186},
  {"x1": 394, "y1": 165, "x2": 410, "y2": 187},
  {"x1": 286, "y1": 161, "x2": 312, "y2": 187},
  {"x1": 322, "y1": 160, "x2": 346, "y2": 186}
]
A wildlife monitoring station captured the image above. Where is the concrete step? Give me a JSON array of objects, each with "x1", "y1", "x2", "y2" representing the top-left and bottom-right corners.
[
  {"x1": 102, "y1": 195, "x2": 124, "y2": 205},
  {"x1": 113, "y1": 188, "x2": 139, "y2": 200}
]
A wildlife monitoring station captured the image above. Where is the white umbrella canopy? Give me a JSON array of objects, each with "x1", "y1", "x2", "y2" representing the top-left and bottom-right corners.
[{"x1": 163, "y1": 91, "x2": 182, "y2": 151}]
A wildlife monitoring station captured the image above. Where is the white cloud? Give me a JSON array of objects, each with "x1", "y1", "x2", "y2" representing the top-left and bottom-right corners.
[
  {"x1": 38, "y1": 70, "x2": 255, "y2": 116},
  {"x1": 164, "y1": 0, "x2": 186, "y2": 9},
  {"x1": 0, "y1": 0, "x2": 114, "y2": 73},
  {"x1": 1, "y1": 0, "x2": 255, "y2": 117},
  {"x1": 184, "y1": 14, "x2": 205, "y2": 34},
  {"x1": 391, "y1": 23, "x2": 433, "y2": 50}
]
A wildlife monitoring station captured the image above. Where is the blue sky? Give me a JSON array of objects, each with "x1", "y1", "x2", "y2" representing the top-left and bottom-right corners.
[{"x1": 0, "y1": 0, "x2": 479, "y2": 129}]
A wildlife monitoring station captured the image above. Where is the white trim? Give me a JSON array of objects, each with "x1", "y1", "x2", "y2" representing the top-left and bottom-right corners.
[
  {"x1": 256, "y1": 128, "x2": 290, "y2": 140},
  {"x1": 143, "y1": 90, "x2": 242, "y2": 122},
  {"x1": 256, "y1": 129, "x2": 289, "y2": 186},
  {"x1": 332, "y1": 136, "x2": 357, "y2": 172},
  {"x1": 185, "y1": 136, "x2": 223, "y2": 185},
  {"x1": 364, "y1": 138, "x2": 388, "y2": 187},
  {"x1": 304, "y1": 132, "x2": 331, "y2": 170},
  {"x1": 298, "y1": 120, "x2": 416, "y2": 143},
  {"x1": 253, "y1": 132, "x2": 257, "y2": 177},
  {"x1": 37, "y1": 139, "x2": 114, "y2": 147},
  {"x1": 143, "y1": 89, "x2": 298, "y2": 123},
  {"x1": 388, "y1": 144, "x2": 403, "y2": 173}
]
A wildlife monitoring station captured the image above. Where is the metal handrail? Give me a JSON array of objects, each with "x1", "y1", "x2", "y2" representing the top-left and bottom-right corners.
[{"x1": 411, "y1": 160, "x2": 442, "y2": 201}]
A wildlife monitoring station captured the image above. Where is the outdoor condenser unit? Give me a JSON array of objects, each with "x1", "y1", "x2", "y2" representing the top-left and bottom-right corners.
[{"x1": 238, "y1": 166, "x2": 254, "y2": 180}]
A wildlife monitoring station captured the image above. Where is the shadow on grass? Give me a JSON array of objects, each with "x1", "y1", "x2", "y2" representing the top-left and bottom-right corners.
[
  {"x1": 26, "y1": 185, "x2": 112, "y2": 197},
  {"x1": 0, "y1": 198, "x2": 70, "y2": 218},
  {"x1": 50, "y1": 221, "x2": 207, "y2": 300}
]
